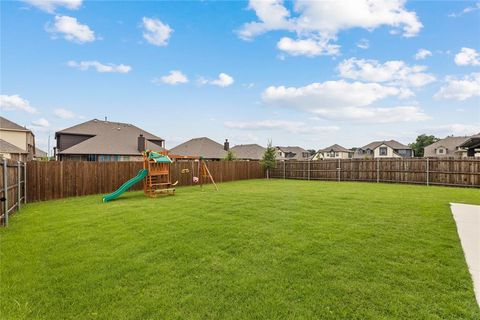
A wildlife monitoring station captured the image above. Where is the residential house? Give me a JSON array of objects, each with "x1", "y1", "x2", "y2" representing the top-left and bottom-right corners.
[
  {"x1": 354, "y1": 140, "x2": 413, "y2": 159},
  {"x1": 55, "y1": 119, "x2": 165, "y2": 161},
  {"x1": 275, "y1": 146, "x2": 310, "y2": 161},
  {"x1": 230, "y1": 144, "x2": 266, "y2": 160},
  {"x1": 313, "y1": 144, "x2": 351, "y2": 160},
  {"x1": 0, "y1": 116, "x2": 35, "y2": 161},
  {"x1": 34, "y1": 147, "x2": 48, "y2": 160},
  {"x1": 424, "y1": 136, "x2": 470, "y2": 158},
  {"x1": 169, "y1": 137, "x2": 228, "y2": 160},
  {"x1": 459, "y1": 134, "x2": 480, "y2": 157}
]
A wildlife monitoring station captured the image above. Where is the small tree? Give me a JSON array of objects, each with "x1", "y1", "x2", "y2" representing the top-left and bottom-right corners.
[
  {"x1": 261, "y1": 141, "x2": 277, "y2": 179},
  {"x1": 224, "y1": 150, "x2": 236, "y2": 161},
  {"x1": 409, "y1": 134, "x2": 439, "y2": 157}
]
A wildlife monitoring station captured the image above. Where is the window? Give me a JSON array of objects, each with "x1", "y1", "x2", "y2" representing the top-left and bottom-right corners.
[
  {"x1": 437, "y1": 148, "x2": 445, "y2": 154},
  {"x1": 330, "y1": 151, "x2": 335, "y2": 158},
  {"x1": 86, "y1": 154, "x2": 97, "y2": 161},
  {"x1": 335, "y1": 152, "x2": 339, "y2": 157},
  {"x1": 379, "y1": 147, "x2": 388, "y2": 156}
]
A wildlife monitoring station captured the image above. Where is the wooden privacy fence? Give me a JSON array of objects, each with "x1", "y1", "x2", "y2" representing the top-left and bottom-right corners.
[
  {"x1": 0, "y1": 159, "x2": 27, "y2": 226},
  {"x1": 269, "y1": 158, "x2": 480, "y2": 187},
  {"x1": 26, "y1": 160, "x2": 264, "y2": 202}
]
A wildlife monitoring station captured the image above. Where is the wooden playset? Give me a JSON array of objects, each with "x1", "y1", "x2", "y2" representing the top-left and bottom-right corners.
[{"x1": 102, "y1": 150, "x2": 217, "y2": 202}]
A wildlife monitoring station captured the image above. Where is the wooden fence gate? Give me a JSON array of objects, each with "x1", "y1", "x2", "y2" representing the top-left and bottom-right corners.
[{"x1": 0, "y1": 159, "x2": 27, "y2": 226}]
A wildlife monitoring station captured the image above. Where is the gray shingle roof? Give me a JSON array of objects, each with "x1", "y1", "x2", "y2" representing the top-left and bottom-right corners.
[
  {"x1": 360, "y1": 140, "x2": 410, "y2": 150},
  {"x1": 0, "y1": 116, "x2": 29, "y2": 131},
  {"x1": 169, "y1": 137, "x2": 227, "y2": 159},
  {"x1": 276, "y1": 146, "x2": 309, "y2": 160},
  {"x1": 35, "y1": 147, "x2": 48, "y2": 157},
  {"x1": 424, "y1": 136, "x2": 470, "y2": 157},
  {"x1": 57, "y1": 119, "x2": 164, "y2": 155},
  {"x1": 230, "y1": 144, "x2": 265, "y2": 160},
  {"x1": 0, "y1": 139, "x2": 28, "y2": 154},
  {"x1": 320, "y1": 144, "x2": 350, "y2": 153}
]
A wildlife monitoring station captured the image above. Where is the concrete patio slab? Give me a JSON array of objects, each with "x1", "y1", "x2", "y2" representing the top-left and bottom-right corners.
[{"x1": 450, "y1": 203, "x2": 480, "y2": 306}]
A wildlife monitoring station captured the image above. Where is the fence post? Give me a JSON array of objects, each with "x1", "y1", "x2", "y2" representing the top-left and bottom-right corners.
[
  {"x1": 3, "y1": 158, "x2": 8, "y2": 227},
  {"x1": 283, "y1": 161, "x2": 286, "y2": 179},
  {"x1": 17, "y1": 161, "x2": 21, "y2": 210},
  {"x1": 23, "y1": 162, "x2": 27, "y2": 203},
  {"x1": 376, "y1": 158, "x2": 380, "y2": 183},
  {"x1": 426, "y1": 158, "x2": 429, "y2": 186},
  {"x1": 308, "y1": 160, "x2": 311, "y2": 181},
  {"x1": 337, "y1": 159, "x2": 341, "y2": 182}
]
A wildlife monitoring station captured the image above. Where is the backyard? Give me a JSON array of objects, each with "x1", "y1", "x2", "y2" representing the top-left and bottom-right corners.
[{"x1": 1, "y1": 179, "x2": 479, "y2": 319}]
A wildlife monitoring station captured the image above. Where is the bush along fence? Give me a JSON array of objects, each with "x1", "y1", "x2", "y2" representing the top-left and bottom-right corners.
[
  {"x1": 0, "y1": 159, "x2": 27, "y2": 226},
  {"x1": 26, "y1": 160, "x2": 264, "y2": 202},
  {"x1": 269, "y1": 158, "x2": 480, "y2": 188}
]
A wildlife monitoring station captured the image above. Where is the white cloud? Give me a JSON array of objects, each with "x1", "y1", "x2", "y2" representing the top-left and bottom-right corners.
[
  {"x1": 338, "y1": 58, "x2": 436, "y2": 87},
  {"x1": 448, "y1": 2, "x2": 480, "y2": 17},
  {"x1": 154, "y1": 70, "x2": 188, "y2": 85},
  {"x1": 53, "y1": 108, "x2": 83, "y2": 119},
  {"x1": 356, "y1": 38, "x2": 369, "y2": 49},
  {"x1": 199, "y1": 73, "x2": 234, "y2": 87},
  {"x1": 238, "y1": 0, "x2": 422, "y2": 56},
  {"x1": 31, "y1": 118, "x2": 50, "y2": 128},
  {"x1": 434, "y1": 73, "x2": 480, "y2": 101},
  {"x1": 67, "y1": 60, "x2": 132, "y2": 73},
  {"x1": 46, "y1": 15, "x2": 95, "y2": 43},
  {"x1": 0, "y1": 94, "x2": 37, "y2": 113},
  {"x1": 225, "y1": 119, "x2": 339, "y2": 134},
  {"x1": 414, "y1": 48, "x2": 432, "y2": 60},
  {"x1": 454, "y1": 47, "x2": 480, "y2": 66},
  {"x1": 426, "y1": 124, "x2": 480, "y2": 136},
  {"x1": 142, "y1": 17, "x2": 173, "y2": 46},
  {"x1": 23, "y1": 0, "x2": 82, "y2": 13},
  {"x1": 262, "y1": 80, "x2": 428, "y2": 123},
  {"x1": 277, "y1": 37, "x2": 340, "y2": 56}
]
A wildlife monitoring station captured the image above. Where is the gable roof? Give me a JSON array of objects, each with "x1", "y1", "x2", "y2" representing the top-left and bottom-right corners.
[
  {"x1": 360, "y1": 140, "x2": 410, "y2": 150},
  {"x1": 169, "y1": 137, "x2": 227, "y2": 159},
  {"x1": 320, "y1": 144, "x2": 350, "y2": 153},
  {"x1": 57, "y1": 119, "x2": 164, "y2": 155},
  {"x1": 459, "y1": 134, "x2": 480, "y2": 149},
  {"x1": 0, "y1": 139, "x2": 28, "y2": 154},
  {"x1": 424, "y1": 136, "x2": 470, "y2": 157},
  {"x1": 230, "y1": 144, "x2": 265, "y2": 160},
  {"x1": 0, "y1": 116, "x2": 30, "y2": 132},
  {"x1": 35, "y1": 147, "x2": 48, "y2": 157},
  {"x1": 276, "y1": 146, "x2": 309, "y2": 160}
]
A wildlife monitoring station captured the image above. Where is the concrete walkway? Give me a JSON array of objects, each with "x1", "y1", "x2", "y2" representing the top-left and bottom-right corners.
[{"x1": 450, "y1": 203, "x2": 480, "y2": 306}]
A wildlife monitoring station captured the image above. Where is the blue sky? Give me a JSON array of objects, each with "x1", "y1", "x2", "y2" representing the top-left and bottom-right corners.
[{"x1": 1, "y1": 0, "x2": 479, "y2": 153}]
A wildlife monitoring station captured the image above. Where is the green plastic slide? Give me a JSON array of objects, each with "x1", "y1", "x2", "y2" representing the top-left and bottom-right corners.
[{"x1": 102, "y1": 169, "x2": 148, "y2": 202}]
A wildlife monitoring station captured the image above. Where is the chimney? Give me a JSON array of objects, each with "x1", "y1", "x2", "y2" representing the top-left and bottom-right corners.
[
  {"x1": 138, "y1": 134, "x2": 146, "y2": 152},
  {"x1": 224, "y1": 139, "x2": 230, "y2": 151}
]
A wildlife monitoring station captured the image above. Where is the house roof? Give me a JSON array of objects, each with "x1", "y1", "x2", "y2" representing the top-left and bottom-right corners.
[
  {"x1": 320, "y1": 144, "x2": 350, "y2": 153},
  {"x1": 276, "y1": 146, "x2": 308, "y2": 160},
  {"x1": 169, "y1": 137, "x2": 227, "y2": 159},
  {"x1": 0, "y1": 116, "x2": 30, "y2": 132},
  {"x1": 57, "y1": 119, "x2": 164, "y2": 155},
  {"x1": 360, "y1": 140, "x2": 410, "y2": 150},
  {"x1": 35, "y1": 147, "x2": 48, "y2": 157},
  {"x1": 230, "y1": 144, "x2": 265, "y2": 160},
  {"x1": 424, "y1": 136, "x2": 470, "y2": 156},
  {"x1": 459, "y1": 134, "x2": 480, "y2": 149},
  {"x1": 0, "y1": 139, "x2": 28, "y2": 154}
]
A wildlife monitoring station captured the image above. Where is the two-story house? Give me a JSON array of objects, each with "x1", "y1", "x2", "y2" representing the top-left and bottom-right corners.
[
  {"x1": 55, "y1": 119, "x2": 164, "y2": 161},
  {"x1": 354, "y1": 140, "x2": 413, "y2": 159},
  {"x1": 423, "y1": 136, "x2": 470, "y2": 158},
  {"x1": 313, "y1": 144, "x2": 351, "y2": 160},
  {"x1": 0, "y1": 116, "x2": 36, "y2": 161},
  {"x1": 275, "y1": 146, "x2": 310, "y2": 161}
]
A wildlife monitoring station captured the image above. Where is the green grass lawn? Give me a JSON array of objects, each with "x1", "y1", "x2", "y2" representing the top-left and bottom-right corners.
[{"x1": 1, "y1": 179, "x2": 479, "y2": 319}]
